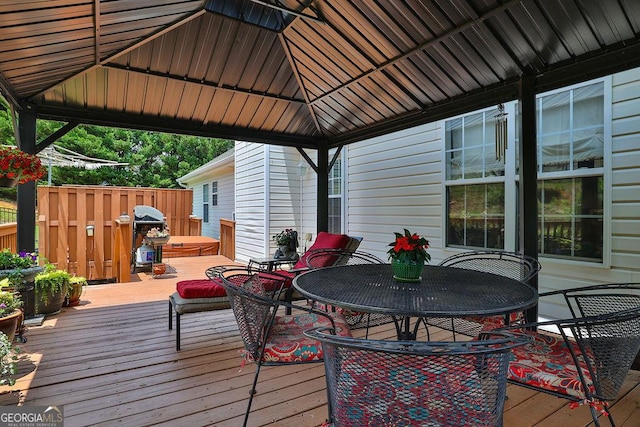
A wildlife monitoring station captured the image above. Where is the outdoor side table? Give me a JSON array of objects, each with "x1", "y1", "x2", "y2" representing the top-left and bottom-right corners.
[
  {"x1": 248, "y1": 257, "x2": 295, "y2": 272},
  {"x1": 294, "y1": 263, "x2": 538, "y2": 340}
]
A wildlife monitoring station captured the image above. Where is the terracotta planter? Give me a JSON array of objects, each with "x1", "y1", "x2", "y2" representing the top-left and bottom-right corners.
[
  {"x1": 0, "y1": 309, "x2": 22, "y2": 342},
  {"x1": 63, "y1": 281, "x2": 84, "y2": 307},
  {"x1": 152, "y1": 263, "x2": 167, "y2": 276}
]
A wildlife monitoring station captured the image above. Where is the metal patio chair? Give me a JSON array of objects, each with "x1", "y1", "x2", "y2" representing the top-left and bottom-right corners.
[
  {"x1": 306, "y1": 328, "x2": 530, "y2": 427},
  {"x1": 205, "y1": 266, "x2": 352, "y2": 427},
  {"x1": 499, "y1": 283, "x2": 640, "y2": 427},
  {"x1": 427, "y1": 250, "x2": 541, "y2": 337},
  {"x1": 304, "y1": 249, "x2": 394, "y2": 334}
]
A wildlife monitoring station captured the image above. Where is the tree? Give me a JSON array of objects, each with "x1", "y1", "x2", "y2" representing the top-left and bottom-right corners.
[{"x1": 0, "y1": 100, "x2": 233, "y2": 188}]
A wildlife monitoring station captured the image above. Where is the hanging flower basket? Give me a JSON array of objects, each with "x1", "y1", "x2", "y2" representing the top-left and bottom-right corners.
[
  {"x1": 0, "y1": 146, "x2": 46, "y2": 185},
  {"x1": 0, "y1": 176, "x2": 18, "y2": 188}
]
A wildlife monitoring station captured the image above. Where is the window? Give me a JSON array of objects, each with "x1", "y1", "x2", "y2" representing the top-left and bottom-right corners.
[
  {"x1": 445, "y1": 107, "x2": 506, "y2": 250},
  {"x1": 445, "y1": 79, "x2": 606, "y2": 262},
  {"x1": 533, "y1": 81, "x2": 605, "y2": 261},
  {"x1": 328, "y1": 151, "x2": 343, "y2": 234},
  {"x1": 212, "y1": 181, "x2": 218, "y2": 207},
  {"x1": 202, "y1": 183, "x2": 209, "y2": 223}
]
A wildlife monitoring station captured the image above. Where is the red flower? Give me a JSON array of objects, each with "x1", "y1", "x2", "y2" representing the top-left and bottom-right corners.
[
  {"x1": 387, "y1": 229, "x2": 431, "y2": 264},
  {"x1": 0, "y1": 146, "x2": 46, "y2": 184}
]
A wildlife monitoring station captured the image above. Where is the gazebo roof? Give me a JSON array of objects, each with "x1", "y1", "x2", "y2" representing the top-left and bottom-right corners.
[{"x1": 1, "y1": 0, "x2": 640, "y2": 148}]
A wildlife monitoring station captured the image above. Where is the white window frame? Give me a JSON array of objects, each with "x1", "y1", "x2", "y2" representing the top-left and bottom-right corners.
[
  {"x1": 328, "y1": 148, "x2": 344, "y2": 234},
  {"x1": 202, "y1": 183, "x2": 209, "y2": 223},
  {"x1": 211, "y1": 181, "x2": 218, "y2": 207},
  {"x1": 442, "y1": 76, "x2": 610, "y2": 266}
]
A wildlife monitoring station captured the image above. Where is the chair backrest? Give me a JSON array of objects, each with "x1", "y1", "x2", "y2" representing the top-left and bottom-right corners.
[
  {"x1": 305, "y1": 249, "x2": 384, "y2": 270},
  {"x1": 558, "y1": 283, "x2": 640, "y2": 400},
  {"x1": 205, "y1": 267, "x2": 288, "y2": 361},
  {"x1": 293, "y1": 232, "x2": 362, "y2": 269},
  {"x1": 439, "y1": 250, "x2": 541, "y2": 282},
  {"x1": 306, "y1": 328, "x2": 529, "y2": 427}
]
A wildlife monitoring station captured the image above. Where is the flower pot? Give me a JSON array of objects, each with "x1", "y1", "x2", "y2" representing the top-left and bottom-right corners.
[
  {"x1": 0, "y1": 176, "x2": 18, "y2": 188},
  {"x1": 152, "y1": 263, "x2": 167, "y2": 276},
  {"x1": 64, "y1": 281, "x2": 84, "y2": 307},
  {"x1": 36, "y1": 286, "x2": 67, "y2": 315},
  {"x1": 0, "y1": 266, "x2": 44, "y2": 284},
  {"x1": 145, "y1": 236, "x2": 170, "y2": 246},
  {"x1": 0, "y1": 309, "x2": 22, "y2": 342},
  {"x1": 391, "y1": 259, "x2": 424, "y2": 282}
]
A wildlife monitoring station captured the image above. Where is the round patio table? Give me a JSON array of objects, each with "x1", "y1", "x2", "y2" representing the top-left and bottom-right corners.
[{"x1": 293, "y1": 263, "x2": 538, "y2": 340}]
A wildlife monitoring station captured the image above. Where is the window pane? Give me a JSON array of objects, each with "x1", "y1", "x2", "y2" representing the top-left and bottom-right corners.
[
  {"x1": 446, "y1": 183, "x2": 504, "y2": 249},
  {"x1": 574, "y1": 83, "x2": 604, "y2": 128},
  {"x1": 447, "y1": 150, "x2": 462, "y2": 180},
  {"x1": 538, "y1": 177, "x2": 603, "y2": 261},
  {"x1": 445, "y1": 118, "x2": 462, "y2": 150},
  {"x1": 540, "y1": 92, "x2": 570, "y2": 134},
  {"x1": 203, "y1": 184, "x2": 209, "y2": 202},
  {"x1": 573, "y1": 128, "x2": 604, "y2": 169},
  {"x1": 541, "y1": 133, "x2": 571, "y2": 172},
  {"x1": 203, "y1": 204, "x2": 209, "y2": 223},
  {"x1": 328, "y1": 198, "x2": 341, "y2": 234}
]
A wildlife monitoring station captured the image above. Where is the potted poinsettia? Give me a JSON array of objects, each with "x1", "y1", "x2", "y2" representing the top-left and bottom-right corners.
[
  {"x1": 0, "y1": 146, "x2": 46, "y2": 187},
  {"x1": 387, "y1": 229, "x2": 431, "y2": 282}
]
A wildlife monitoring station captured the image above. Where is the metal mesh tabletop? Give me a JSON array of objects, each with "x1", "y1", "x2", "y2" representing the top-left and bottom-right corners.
[{"x1": 293, "y1": 264, "x2": 538, "y2": 318}]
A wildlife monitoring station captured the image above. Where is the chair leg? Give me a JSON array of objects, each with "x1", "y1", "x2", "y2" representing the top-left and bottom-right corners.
[
  {"x1": 176, "y1": 312, "x2": 181, "y2": 351},
  {"x1": 243, "y1": 362, "x2": 264, "y2": 427},
  {"x1": 168, "y1": 300, "x2": 173, "y2": 330}
]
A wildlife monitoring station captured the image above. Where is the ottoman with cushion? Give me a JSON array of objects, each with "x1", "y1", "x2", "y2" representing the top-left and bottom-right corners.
[{"x1": 169, "y1": 278, "x2": 230, "y2": 350}]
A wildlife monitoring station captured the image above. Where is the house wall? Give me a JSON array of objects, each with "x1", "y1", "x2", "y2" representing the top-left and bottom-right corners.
[
  {"x1": 187, "y1": 164, "x2": 234, "y2": 239},
  {"x1": 234, "y1": 142, "x2": 268, "y2": 262}
]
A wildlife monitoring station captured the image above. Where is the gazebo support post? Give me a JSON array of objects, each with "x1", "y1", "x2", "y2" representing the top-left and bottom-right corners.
[
  {"x1": 519, "y1": 75, "x2": 539, "y2": 324},
  {"x1": 316, "y1": 142, "x2": 329, "y2": 233},
  {"x1": 16, "y1": 108, "x2": 37, "y2": 254}
]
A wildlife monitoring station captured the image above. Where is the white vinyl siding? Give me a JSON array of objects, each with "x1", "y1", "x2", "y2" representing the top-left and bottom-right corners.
[
  {"x1": 346, "y1": 122, "x2": 443, "y2": 258},
  {"x1": 234, "y1": 142, "x2": 267, "y2": 262},
  {"x1": 267, "y1": 145, "x2": 304, "y2": 257}
]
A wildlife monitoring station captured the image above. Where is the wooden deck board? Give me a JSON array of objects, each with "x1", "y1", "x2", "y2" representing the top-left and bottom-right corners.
[{"x1": 1, "y1": 255, "x2": 638, "y2": 426}]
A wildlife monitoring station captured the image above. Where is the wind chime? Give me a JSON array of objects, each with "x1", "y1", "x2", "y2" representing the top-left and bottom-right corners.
[{"x1": 494, "y1": 103, "x2": 508, "y2": 162}]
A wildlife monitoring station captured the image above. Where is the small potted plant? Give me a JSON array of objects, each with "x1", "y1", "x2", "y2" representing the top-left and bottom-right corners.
[
  {"x1": 387, "y1": 229, "x2": 431, "y2": 282},
  {"x1": 272, "y1": 229, "x2": 299, "y2": 260},
  {"x1": 64, "y1": 276, "x2": 87, "y2": 307},
  {"x1": 34, "y1": 264, "x2": 71, "y2": 315},
  {"x1": 143, "y1": 226, "x2": 170, "y2": 246},
  {"x1": 0, "y1": 146, "x2": 46, "y2": 187},
  {"x1": 0, "y1": 249, "x2": 42, "y2": 285}
]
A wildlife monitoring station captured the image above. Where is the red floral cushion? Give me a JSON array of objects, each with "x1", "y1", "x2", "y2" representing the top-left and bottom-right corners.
[
  {"x1": 262, "y1": 313, "x2": 351, "y2": 363},
  {"x1": 176, "y1": 279, "x2": 225, "y2": 298},
  {"x1": 293, "y1": 232, "x2": 351, "y2": 269},
  {"x1": 507, "y1": 329, "x2": 595, "y2": 399}
]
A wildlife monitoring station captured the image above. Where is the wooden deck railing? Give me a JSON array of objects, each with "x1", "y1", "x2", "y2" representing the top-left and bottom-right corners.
[
  {"x1": 219, "y1": 218, "x2": 235, "y2": 260},
  {"x1": 0, "y1": 223, "x2": 17, "y2": 252}
]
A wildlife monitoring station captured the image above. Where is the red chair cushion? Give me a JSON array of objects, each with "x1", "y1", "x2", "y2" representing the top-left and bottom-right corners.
[
  {"x1": 262, "y1": 312, "x2": 351, "y2": 363},
  {"x1": 176, "y1": 279, "x2": 226, "y2": 298},
  {"x1": 507, "y1": 329, "x2": 595, "y2": 399},
  {"x1": 293, "y1": 232, "x2": 351, "y2": 269}
]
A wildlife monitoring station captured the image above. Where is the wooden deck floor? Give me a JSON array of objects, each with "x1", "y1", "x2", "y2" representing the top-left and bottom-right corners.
[{"x1": 1, "y1": 255, "x2": 639, "y2": 426}]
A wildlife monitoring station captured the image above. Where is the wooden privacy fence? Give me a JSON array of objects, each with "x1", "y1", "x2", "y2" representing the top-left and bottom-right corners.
[{"x1": 38, "y1": 185, "x2": 195, "y2": 281}]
